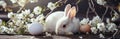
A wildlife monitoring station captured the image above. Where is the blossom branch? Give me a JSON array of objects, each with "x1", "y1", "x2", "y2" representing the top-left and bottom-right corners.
[
  {"x1": 88, "y1": 0, "x2": 98, "y2": 16},
  {"x1": 102, "y1": 6, "x2": 109, "y2": 21},
  {"x1": 17, "y1": 0, "x2": 28, "y2": 13},
  {"x1": 86, "y1": 8, "x2": 90, "y2": 18},
  {"x1": 45, "y1": 0, "x2": 68, "y2": 18}
]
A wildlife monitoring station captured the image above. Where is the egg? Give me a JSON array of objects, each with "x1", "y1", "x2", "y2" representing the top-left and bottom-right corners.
[
  {"x1": 80, "y1": 24, "x2": 91, "y2": 33},
  {"x1": 27, "y1": 22, "x2": 43, "y2": 35}
]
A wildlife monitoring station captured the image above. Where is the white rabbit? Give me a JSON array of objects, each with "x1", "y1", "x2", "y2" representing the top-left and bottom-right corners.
[
  {"x1": 55, "y1": 5, "x2": 80, "y2": 35},
  {"x1": 45, "y1": 4, "x2": 80, "y2": 35}
]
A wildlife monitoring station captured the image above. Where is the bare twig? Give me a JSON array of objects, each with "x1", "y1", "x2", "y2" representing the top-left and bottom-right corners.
[
  {"x1": 45, "y1": 8, "x2": 54, "y2": 18},
  {"x1": 112, "y1": 29, "x2": 118, "y2": 37},
  {"x1": 76, "y1": 0, "x2": 81, "y2": 4},
  {"x1": 88, "y1": 0, "x2": 98, "y2": 16},
  {"x1": 86, "y1": 8, "x2": 90, "y2": 18},
  {"x1": 90, "y1": 0, "x2": 94, "y2": 8},
  {"x1": 110, "y1": 7, "x2": 118, "y2": 14},
  {"x1": 17, "y1": 6, "x2": 24, "y2": 13},
  {"x1": 17, "y1": 0, "x2": 28, "y2": 13},
  {"x1": 102, "y1": 6, "x2": 109, "y2": 21},
  {"x1": 110, "y1": 11, "x2": 113, "y2": 18}
]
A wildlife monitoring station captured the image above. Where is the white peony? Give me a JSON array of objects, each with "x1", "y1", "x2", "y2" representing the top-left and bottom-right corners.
[
  {"x1": 96, "y1": 0, "x2": 106, "y2": 5},
  {"x1": 10, "y1": 0, "x2": 18, "y2": 3},
  {"x1": 80, "y1": 18, "x2": 89, "y2": 25},
  {"x1": 33, "y1": 6, "x2": 42, "y2": 15},
  {"x1": 97, "y1": 23, "x2": 106, "y2": 32},
  {"x1": 91, "y1": 27, "x2": 98, "y2": 34},
  {"x1": 0, "y1": 1, "x2": 7, "y2": 8},
  {"x1": 47, "y1": 2, "x2": 57, "y2": 10}
]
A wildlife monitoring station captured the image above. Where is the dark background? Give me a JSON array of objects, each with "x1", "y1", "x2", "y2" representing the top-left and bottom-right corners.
[{"x1": 0, "y1": 0, "x2": 120, "y2": 25}]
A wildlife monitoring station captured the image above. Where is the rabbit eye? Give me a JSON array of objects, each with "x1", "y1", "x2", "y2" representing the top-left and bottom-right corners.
[{"x1": 63, "y1": 25, "x2": 66, "y2": 28}]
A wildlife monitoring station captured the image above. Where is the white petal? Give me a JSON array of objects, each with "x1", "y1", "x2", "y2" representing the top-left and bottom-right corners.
[
  {"x1": 80, "y1": 18, "x2": 89, "y2": 25},
  {"x1": 29, "y1": 0, "x2": 38, "y2": 3},
  {"x1": 96, "y1": 0, "x2": 106, "y2": 5},
  {"x1": 97, "y1": 23, "x2": 106, "y2": 32},
  {"x1": 33, "y1": 6, "x2": 42, "y2": 15},
  {"x1": 10, "y1": 0, "x2": 17, "y2": 3},
  {"x1": 91, "y1": 27, "x2": 98, "y2": 34},
  {"x1": 8, "y1": 12, "x2": 14, "y2": 18},
  {"x1": 47, "y1": 2, "x2": 56, "y2": 10},
  {"x1": 18, "y1": 0, "x2": 27, "y2": 7},
  {"x1": 0, "y1": 1, "x2": 7, "y2": 8}
]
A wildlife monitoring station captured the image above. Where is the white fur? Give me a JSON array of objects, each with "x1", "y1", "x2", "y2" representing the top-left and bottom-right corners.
[
  {"x1": 45, "y1": 11, "x2": 64, "y2": 32},
  {"x1": 55, "y1": 17, "x2": 80, "y2": 34},
  {"x1": 45, "y1": 4, "x2": 80, "y2": 35}
]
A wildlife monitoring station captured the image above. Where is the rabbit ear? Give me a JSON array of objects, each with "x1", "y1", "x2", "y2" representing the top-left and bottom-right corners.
[
  {"x1": 67, "y1": 6, "x2": 76, "y2": 19},
  {"x1": 64, "y1": 4, "x2": 71, "y2": 16}
]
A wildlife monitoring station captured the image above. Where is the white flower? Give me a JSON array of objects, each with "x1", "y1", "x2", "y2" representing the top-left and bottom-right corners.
[
  {"x1": 7, "y1": 28, "x2": 15, "y2": 34},
  {"x1": 96, "y1": 0, "x2": 106, "y2": 5},
  {"x1": 111, "y1": 12, "x2": 119, "y2": 21},
  {"x1": 0, "y1": 19, "x2": 2, "y2": 25},
  {"x1": 17, "y1": 13, "x2": 24, "y2": 19},
  {"x1": 90, "y1": 16, "x2": 102, "y2": 27},
  {"x1": 30, "y1": 18, "x2": 36, "y2": 22},
  {"x1": 15, "y1": 20, "x2": 24, "y2": 26},
  {"x1": 47, "y1": 2, "x2": 57, "y2": 10},
  {"x1": 0, "y1": 1, "x2": 7, "y2": 8},
  {"x1": 91, "y1": 27, "x2": 98, "y2": 34},
  {"x1": 33, "y1": 6, "x2": 42, "y2": 15},
  {"x1": 0, "y1": 26, "x2": 8, "y2": 33},
  {"x1": 35, "y1": 14, "x2": 45, "y2": 22},
  {"x1": 97, "y1": 23, "x2": 106, "y2": 32},
  {"x1": 29, "y1": 0, "x2": 38, "y2": 3},
  {"x1": 29, "y1": 13, "x2": 34, "y2": 18},
  {"x1": 107, "y1": 23, "x2": 117, "y2": 32},
  {"x1": 36, "y1": 14, "x2": 44, "y2": 20},
  {"x1": 0, "y1": 27, "x2": 15, "y2": 34},
  {"x1": 106, "y1": 18, "x2": 110, "y2": 23},
  {"x1": 92, "y1": 16, "x2": 102, "y2": 23},
  {"x1": 10, "y1": 0, "x2": 18, "y2": 3},
  {"x1": 22, "y1": 9, "x2": 31, "y2": 15},
  {"x1": 99, "y1": 34, "x2": 105, "y2": 38},
  {"x1": 8, "y1": 22, "x2": 14, "y2": 26},
  {"x1": 8, "y1": 12, "x2": 15, "y2": 18},
  {"x1": 80, "y1": 18, "x2": 89, "y2": 25},
  {"x1": 18, "y1": 0, "x2": 27, "y2": 7}
]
